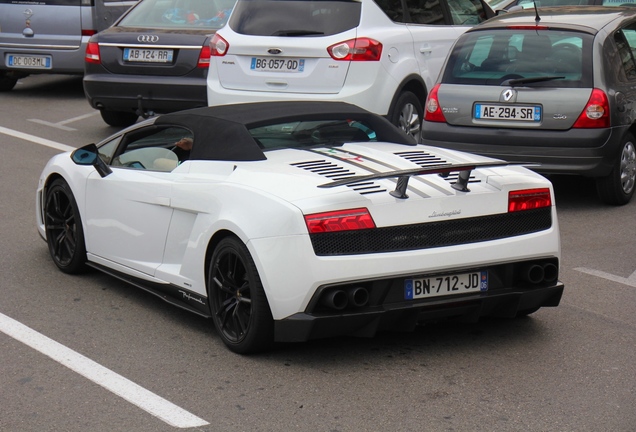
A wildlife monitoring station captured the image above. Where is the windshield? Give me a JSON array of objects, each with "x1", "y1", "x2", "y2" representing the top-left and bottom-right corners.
[
  {"x1": 228, "y1": 0, "x2": 361, "y2": 36},
  {"x1": 442, "y1": 29, "x2": 594, "y2": 88},
  {"x1": 119, "y1": 0, "x2": 237, "y2": 30}
]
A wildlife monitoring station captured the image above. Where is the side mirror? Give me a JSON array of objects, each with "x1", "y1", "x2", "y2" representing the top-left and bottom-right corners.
[{"x1": 71, "y1": 144, "x2": 112, "y2": 178}]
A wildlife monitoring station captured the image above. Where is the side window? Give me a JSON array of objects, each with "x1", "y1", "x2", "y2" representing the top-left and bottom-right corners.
[
  {"x1": 404, "y1": 0, "x2": 446, "y2": 25},
  {"x1": 111, "y1": 126, "x2": 193, "y2": 172},
  {"x1": 97, "y1": 136, "x2": 123, "y2": 165},
  {"x1": 374, "y1": 0, "x2": 406, "y2": 23},
  {"x1": 614, "y1": 28, "x2": 636, "y2": 80},
  {"x1": 446, "y1": 0, "x2": 485, "y2": 25}
]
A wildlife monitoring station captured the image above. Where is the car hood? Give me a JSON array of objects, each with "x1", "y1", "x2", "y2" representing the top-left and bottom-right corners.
[{"x1": 179, "y1": 141, "x2": 551, "y2": 225}]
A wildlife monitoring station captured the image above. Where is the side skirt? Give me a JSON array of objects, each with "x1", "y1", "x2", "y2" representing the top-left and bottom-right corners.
[{"x1": 86, "y1": 262, "x2": 212, "y2": 318}]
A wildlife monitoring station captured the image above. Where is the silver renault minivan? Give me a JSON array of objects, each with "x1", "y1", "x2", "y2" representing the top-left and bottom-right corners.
[{"x1": 0, "y1": 0, "x2": 135, "y2": 91}]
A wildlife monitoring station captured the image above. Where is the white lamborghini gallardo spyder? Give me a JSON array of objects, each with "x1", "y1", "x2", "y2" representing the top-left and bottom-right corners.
[{"x1": 36, "y1": 101, "x2": 563, "y2": 354}]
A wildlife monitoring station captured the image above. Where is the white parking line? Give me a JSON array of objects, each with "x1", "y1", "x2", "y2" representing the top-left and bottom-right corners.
[
  {"x1": 574, "y1": 267, "x2": 636, "y2": 288},
  {"x1": 0, "y1": 126, "x2": 75, "y2": 152},
  {"x1": 0, "y1": 312, "x2": 209, "y2": 429},
  {"x1": 29, "y1": 111, "x2": 101, "y2": 131}
]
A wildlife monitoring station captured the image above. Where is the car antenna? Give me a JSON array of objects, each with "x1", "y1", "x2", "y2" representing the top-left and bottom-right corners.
[{"x1": 534, "y1": 1, "x2": 541, "y2": 23}]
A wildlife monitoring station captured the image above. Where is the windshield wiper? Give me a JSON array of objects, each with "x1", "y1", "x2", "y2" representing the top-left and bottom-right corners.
[
  {"x1": 271, "y1": 30, "x2": 325, "y2": 36},
  {"x1": 502, "y1": 76, "x2": 565, "y2": 87}
]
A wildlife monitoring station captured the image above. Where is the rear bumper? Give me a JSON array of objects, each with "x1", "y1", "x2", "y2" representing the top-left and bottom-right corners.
[
  {"x1": 83, "y1": 73, "x2": 208, "y2": 113},
  {"x1": 421, "y1": 122, "x2": 627, "y2": 177},
  {"x1": 276, "y1": 283, "x2": 564, "y2": 342},
  {"x1": 274, "y1": 257, "x2": 564, "y2": 343}
]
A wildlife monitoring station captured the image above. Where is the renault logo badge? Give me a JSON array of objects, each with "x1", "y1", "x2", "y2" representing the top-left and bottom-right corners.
[{"x1": 501, "y1": 89, "x2": 516, "y2": 102}]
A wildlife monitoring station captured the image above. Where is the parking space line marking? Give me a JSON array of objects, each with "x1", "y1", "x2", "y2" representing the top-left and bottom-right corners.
[
  {"x1": 574, "y1": 267, "x2": 636, "y2": 288},
  {"x1": 0, "y1": 312, "x2": 209, "y2": 429},
  {"x1": 28, "y1": 111, "x2": 100, "y2": 131},
  {"x1": 0, "y1": 126, "x2": 74, "y2": 152}
]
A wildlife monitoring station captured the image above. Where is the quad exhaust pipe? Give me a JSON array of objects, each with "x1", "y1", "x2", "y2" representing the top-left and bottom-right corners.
[{"x1": 321, "y1": 287, "x2": 370, "y2": 310}]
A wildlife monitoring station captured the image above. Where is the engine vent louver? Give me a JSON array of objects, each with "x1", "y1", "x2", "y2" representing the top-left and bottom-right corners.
[
  {"x1": 292, "y1": 160, "x2": 386, "y2": 195},
  {"x1": 394, "y1": 151, "x2": 481, "y2": 185}
]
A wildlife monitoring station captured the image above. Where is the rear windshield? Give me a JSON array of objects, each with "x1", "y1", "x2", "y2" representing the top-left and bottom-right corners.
[
  {"x1": 118, "y1": 0, "x2": 237, "y2": 30},
  {"x1": 442, "y1": 29, "x2": 594, "y2": 88},
  {"x1": 249, "y1": 120, "x2": 377, "y2": 150},
  {"x1": 228, "y1": 0, "x2": 361, "y2": 36}
]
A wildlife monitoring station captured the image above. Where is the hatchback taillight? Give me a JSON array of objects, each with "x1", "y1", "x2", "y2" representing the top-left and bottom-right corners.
[
  {"x1": 85, "y1": 41, "x2": 100, "y2": 64},
  {"x1": 327, "y1": 38, "x2": 382, "y2": 61},
  {"x1": 572, "y1": 88, "x2": 610, "y2": 128},
  {"x1": 210, "y1": 34, "x2": 228, "y2": 57},
  {"x1": 508, "y1": 188, "x2": 552, "y2": 212},
  {"x1": 197, "y1": 45, "x2": 211, "y2": 68},
  {"x1": 424, "y1": 84, "x2": 447, "y2": 123},
  {"x1": 304, "y1": 208, "x2": 376, "y2": 234}
]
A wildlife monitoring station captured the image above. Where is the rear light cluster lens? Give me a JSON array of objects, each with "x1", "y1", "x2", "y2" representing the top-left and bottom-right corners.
[
  {"x1": 197, "y1": 45, "x2": 211, "y2": 68},
  {"x1": 508, "y1": 188, "x2": 552, "y2": 212},
  {"x1": 327, "y1": 38, "x2": 382, "y2": 61},
  {"x1": 85, "y1": 41, "x2": 100, "y2": 64},
  {"x1": 304, "y1": 208, "x2": 376, "y2": 234},
  {"x1": 210, "y1": 34, "x2": 229, "y2": 57},
  {"x1": 424, "y1": 84, "x2": 447, "y2": 122},
  {"x1": 572, "y1": 88, "x2": 610, "y2": 128}
]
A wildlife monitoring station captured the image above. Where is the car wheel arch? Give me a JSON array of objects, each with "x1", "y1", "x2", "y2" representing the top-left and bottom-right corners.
[{"x1": 388, "y1": 75, "x2": 428, "y2": 116}]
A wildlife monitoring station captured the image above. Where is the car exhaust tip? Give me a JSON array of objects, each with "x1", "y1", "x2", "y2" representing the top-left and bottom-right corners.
[
  {"x1": 542, "y1": 263, "x2": 558, "y2": 283},
  {"x1": 321, "y1": 289, "x2": 348, "y2": 310},
  {"x1": 523, "y1": 264, "x2": 545, "y2": 284},
  {"x1": 347, "y1": 287, "x2": 369, "y2": 308}
]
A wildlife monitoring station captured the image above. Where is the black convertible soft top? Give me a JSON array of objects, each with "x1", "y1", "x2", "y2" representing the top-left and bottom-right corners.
[{"x1": 155, "y1": 101, "x2": 416, "y2": 162}]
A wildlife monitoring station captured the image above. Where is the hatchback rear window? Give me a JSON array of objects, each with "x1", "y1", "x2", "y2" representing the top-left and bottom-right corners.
[
  {"x1": 228, "y1": 0, "x2": 361, "y2": 36},
  {"x1": 118, "y1": 0, "x2": 237, "y2": 30},
  {"x1": 442, "y1": 29, "x2": 594, "y2": 88}
]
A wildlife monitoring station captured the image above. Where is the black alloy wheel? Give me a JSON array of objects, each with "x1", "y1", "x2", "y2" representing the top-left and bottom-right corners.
[
  {"x1": 208, "y1": 236, "x2": 274, "y2": 354},
  {"x1": 44, "y1": 179, "x2": 87, "y2": 273}
]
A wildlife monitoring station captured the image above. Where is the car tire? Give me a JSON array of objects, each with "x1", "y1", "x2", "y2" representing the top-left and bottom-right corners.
[
  {"x1": 99, "y1": 110, "x2": 139, "y2": 127},
  {"x1": 0, "y1": 72, "x2": 18, "y2": 92},
  {"x1": 208, "y1": 236, "x2": 274, "y2": 354},
  {"x1": 596, "y1": 132, "x2": 636, "y2": 205},
  {"x1": 44, "y1": 178, "x2": 88, "y2": 274},
  {"x1": 389, "y1": 91, "x2": 423, "y2": 141}
]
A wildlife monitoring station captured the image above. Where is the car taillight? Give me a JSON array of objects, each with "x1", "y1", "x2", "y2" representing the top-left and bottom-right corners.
[
  {"x1": 508, "y1": 188, "x2": 552, "y2": 212},
  {"x1": 304, "y1": 208, "x2": 376, "y2": 234},
  {"x1": 210, "y1": 34, "x2": 228, "y2": 57},
  {"x1": 85, "y1": 41, "x2": 100, "y2": 64},
  {"x1": 82, "y1": 30, "x2": 97, "y2": 37},
  {"x1": 572, "y1": 88, "x2": 610, "y2": 128},
  {"x1": 197, "y1": 45, "x2": 211, "y2": 68},
  {"x1": 327, "y1": 38, "x2": 382, "y2": 61},
  {"x1": 424, "y1": 84, "x2": 447, "y2": 123}
]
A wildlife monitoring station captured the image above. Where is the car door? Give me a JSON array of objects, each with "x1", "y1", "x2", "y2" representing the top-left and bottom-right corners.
[
  {"x1": 405, "y1": 0, "x2": 485, "y2": 88},
  {"x1": 83, "y1": 126, "x2": 190, "y2": 276}
]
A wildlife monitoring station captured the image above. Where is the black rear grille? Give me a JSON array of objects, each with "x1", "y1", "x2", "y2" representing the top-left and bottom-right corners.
[{"x1": 309, "y1": 207, "x2": 552, "y2": 256}]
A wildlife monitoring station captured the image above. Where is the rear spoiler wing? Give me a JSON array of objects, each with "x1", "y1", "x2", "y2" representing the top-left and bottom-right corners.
[{"x1": 318, "y1": 161, "x2": 535, "y2": 198}]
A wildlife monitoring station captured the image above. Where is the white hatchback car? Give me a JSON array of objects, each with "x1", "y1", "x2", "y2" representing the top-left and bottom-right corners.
[{"x1": 206, "y1": 0, "x2": 491, "y2": 139}]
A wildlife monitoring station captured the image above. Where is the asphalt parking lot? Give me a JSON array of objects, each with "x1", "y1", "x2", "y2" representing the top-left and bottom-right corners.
[{"x1": 0, "y1": 75, "x2": 635, "y2": 432}]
